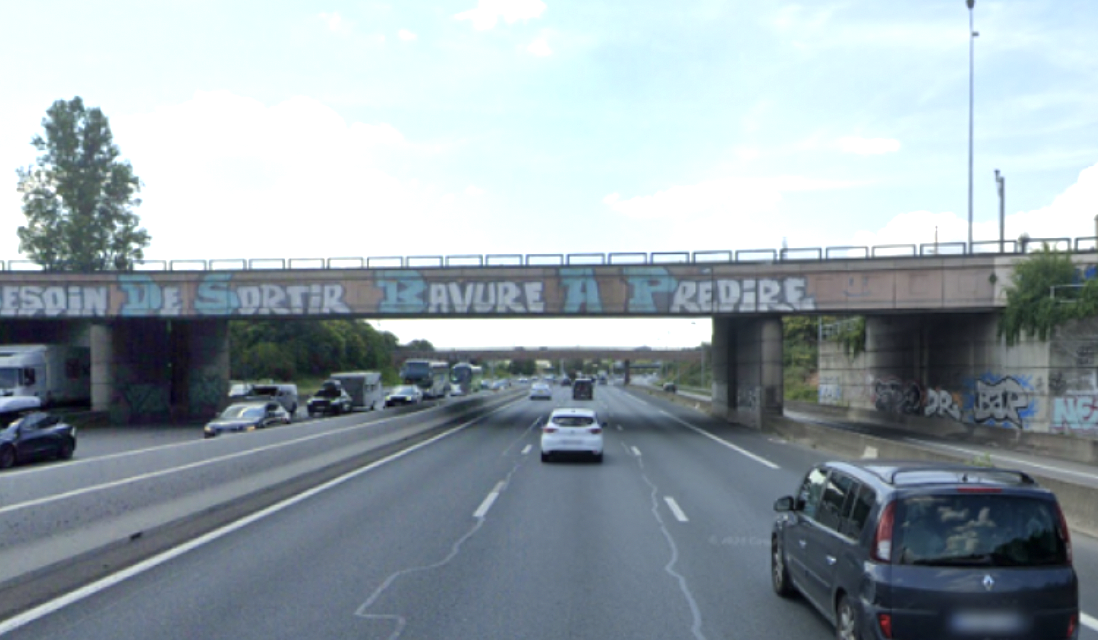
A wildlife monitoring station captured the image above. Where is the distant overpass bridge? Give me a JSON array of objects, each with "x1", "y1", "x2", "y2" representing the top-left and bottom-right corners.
[{"x1": 396, "y1": 347, "x2": 702, "y2": 364}]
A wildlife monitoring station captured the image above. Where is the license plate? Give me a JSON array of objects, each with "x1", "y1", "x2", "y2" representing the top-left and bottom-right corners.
[
  {"x1": 950, "y1": 611, "x2": 1024, "y2": 634},
  {"x1": 560, "y1": 439, "x2": 583, "y2": 445}
]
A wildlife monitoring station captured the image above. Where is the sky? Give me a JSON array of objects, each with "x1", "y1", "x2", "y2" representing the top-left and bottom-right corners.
[{"x1": 2, "y1": 0, "x2": 1097, "y2": 348}]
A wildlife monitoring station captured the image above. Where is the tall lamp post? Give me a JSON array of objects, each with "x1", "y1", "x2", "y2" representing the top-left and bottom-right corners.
[
  {"x1": 995, "y1": 169, "x2": 1005, "y2": 253},
  {"x1": 966, "y1": 0, "x2": 978, "y2": 251}
]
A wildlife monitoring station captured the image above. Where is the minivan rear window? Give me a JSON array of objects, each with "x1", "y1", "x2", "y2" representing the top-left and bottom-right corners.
[{"x1": 895, "y1": 495, "x2": 1068, "y2": 567}]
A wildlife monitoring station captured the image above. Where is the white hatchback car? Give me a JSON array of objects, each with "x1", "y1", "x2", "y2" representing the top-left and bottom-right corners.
[
  {"x1": 540, "y1": 408, "x2": 604, "y2": 463},
  {"x1": 529, "y1": 382, "x2": 553, "y2": 400}
]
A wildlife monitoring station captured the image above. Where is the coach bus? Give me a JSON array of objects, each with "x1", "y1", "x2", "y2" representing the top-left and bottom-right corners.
[
  {"x1": 449, "y1": 363, "x2": 484, "y2": 396},
  {"x1": 400, "y1": 360, "x2": 450, "y2": 399}
]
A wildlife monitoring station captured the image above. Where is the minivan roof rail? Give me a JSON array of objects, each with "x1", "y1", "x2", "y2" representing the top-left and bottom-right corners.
[{"x1": 882, "y1": 464, "x2": 1036, "y2": 486}]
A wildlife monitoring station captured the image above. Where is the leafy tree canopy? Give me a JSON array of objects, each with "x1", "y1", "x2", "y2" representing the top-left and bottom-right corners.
[
  {"x1": 998, "y1": 246, "x2": 1098, "y2": 345},
  {"x1": 16, "y1": 97, "x2": 150, "y2": 271}
]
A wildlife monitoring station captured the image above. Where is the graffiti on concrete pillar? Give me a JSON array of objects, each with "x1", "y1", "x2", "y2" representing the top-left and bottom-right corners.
[
  {"x1": 189, "y1": 372, "x2": 226, "y2": 418},
  {"x1": 818, "y1": 376, "x2": 842, "y2": 405},
  {"x1": 669, "y1": 276, "x2": 816, "y2": 313},
  {"x1": 1051, "y1": 395, "x2": 1098, "y2": 433},
  {"x1": 871, "y1": 376, "x2": 924, "y2": 416},
  {"x1": 115, "y1": 383, "x2": 171, "y2": 422},
  {"x1": 0, "y1": 285, "x2": 109, "y2": 317},
  {"x1": 736, "y1": 387, "x2": 759, "y2": 410},
  {"x1": 924, "y1": 388, "x2": 962, "y2": 421},
  {"x1": 969, "y1": 374, "x2": 1035, "y2": 429}
]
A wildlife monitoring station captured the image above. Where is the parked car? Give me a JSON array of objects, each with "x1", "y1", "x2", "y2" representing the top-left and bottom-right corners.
[
  {"x1": 771, "y1": 460, "x2": 1077, "y2": 640},
  {"x1": 540, "y1": 407, "x2": 604, "y2": 463},
  {"x1": 306, "y1": 380, "x2": 354, "y2": 417},
  {"x1": 529, "y1": 382, "x2": 552, "y2": 400},
  {"x1": 203, "y1": 401, "x2": 291, "y2": 438},
  {"x1": 384, "y1": 385, "x2": 423, "y2": 407},
  {"x1": 662, "y1": 382, "x2": 677, "y2": 393},
  {"x1": 0, "y1": 411, "x2": 77, "y2": 469}
]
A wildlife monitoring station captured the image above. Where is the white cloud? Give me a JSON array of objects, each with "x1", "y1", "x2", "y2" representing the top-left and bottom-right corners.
[
  {"x1": 454, "y1": 0, "x2": 547, "y2": 31},
  {"x1": 398, "y1": 29, "x2": 418, "y2": 41},
  {"x1": 603, "y1": 175, "x2": 860, "y2": 221},
  {"x1": 527, "y1": 35, "x2": 552, "y2": 57},
  {"x1": 836, "y1": 136, "x2": 901, "y2": 155},
  {"x1": 852, "y1": 162, "x2": 1098, "y2": 248},
  {"x1": 88, "y1": 91, "x2": 471, "y2": 261},
  {"x1": 318, "y1": 12, "x2": 347, "y2": 33},
  {"x1": 465, "y1": 185, "x2": 486, "y2": 196}
]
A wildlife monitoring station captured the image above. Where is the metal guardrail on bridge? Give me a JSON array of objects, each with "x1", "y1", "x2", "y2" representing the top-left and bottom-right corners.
[{"x1": 1, "y1": 236, "x2": 1094, "y2": 272}]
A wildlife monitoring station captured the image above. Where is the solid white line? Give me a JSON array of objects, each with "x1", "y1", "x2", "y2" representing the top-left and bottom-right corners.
[
  {"x1": 0, "y1": 404, "x2": 459, "y2": 516},
  {"x1": 661, "y1": 411, "x2": 780, "y2": 470},
  {"x1": 631, "y1": 446, "x2": 642, "y2": 457},
  {"x1": 664, "y1": 497, "x2": 689, "y2": 522},
  {"x1": 904, "y1": 438, "x2": 1098, "y2": 481},
  {"x1": 1082, "y1": 612, "x2": 1098, "y2": 631},
  {"x1": 473, "y1": 483, "x2": 504, "y2": 519},
  {"x1": 0, "y1": 400, "x2": 523, "y2": 637},
  {"x1": 520, "y1": 444, "x2": 532, "y2": 455}
]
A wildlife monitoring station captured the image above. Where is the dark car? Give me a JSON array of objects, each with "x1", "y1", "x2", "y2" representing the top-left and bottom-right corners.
[
  {"x1": 771, "y1": 460, "x2": 1078, "y2": 640},
  {"x1": 204, "y1": 401, "x2": 291, "y2": 438},
  {"x1": 572, "y1": 378, "x2": 594, "y2": 400},
  {"x1": 384, "y1": 385, "x2": 423, "y2": 407},
  {"x1": 0, "y1": 411, "x2": 77, "y2": 469},
  {"x1": 307, "y1": 380, "x2": 354, "y2": 417},
  {"x1": 560, "y1": 377, "x2": 572, "y2": 386},
  {"x1": 662, "y1": 382, "x2": 677, "y2": 393}
]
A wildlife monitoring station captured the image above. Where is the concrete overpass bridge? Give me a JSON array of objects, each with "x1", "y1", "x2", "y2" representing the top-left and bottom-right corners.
[
  {"x1": 2, "y1": 239, "x2": 1095, "y2": 430},
  {"x1": 396, "y1": 347, "x2": 702, "y2": 364}
]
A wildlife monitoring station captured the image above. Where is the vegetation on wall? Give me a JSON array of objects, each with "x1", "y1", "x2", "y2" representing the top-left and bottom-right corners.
[{"x1": 998, "y1": 246, "x2": 1098, "y2": 345}]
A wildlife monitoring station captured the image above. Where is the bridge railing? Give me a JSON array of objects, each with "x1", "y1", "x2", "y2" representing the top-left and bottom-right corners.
[{"x1": 5, "y1": 236, "x2": 1097, "y2": 272}]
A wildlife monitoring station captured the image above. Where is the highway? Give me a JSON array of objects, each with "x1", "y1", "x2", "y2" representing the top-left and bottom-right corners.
[{"x1": 2, "y1": 385, "x2": 1098, "y2": 639}]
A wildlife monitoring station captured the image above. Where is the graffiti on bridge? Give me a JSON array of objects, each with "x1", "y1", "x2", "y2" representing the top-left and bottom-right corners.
[
  {"x1": 872, "y1": 376, "x2": 924, "y2": 416},
  {"x1": 818, "y1": 376, "x2": 842, "y2": 406},
  {"x1": 970, "y1": 375, "x2": 1035, "y2": 429},
  {"x1": 924, "y1": 388, "x2": 962, "y2": 421},
  {"x1": 0, "y1": 285, "x2": 108, "y2": 317}
]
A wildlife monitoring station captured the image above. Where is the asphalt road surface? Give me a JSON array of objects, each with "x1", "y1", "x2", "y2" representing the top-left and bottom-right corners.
[{"x1": 4, "y1": 385, "x2": 1098, "y2": 640}]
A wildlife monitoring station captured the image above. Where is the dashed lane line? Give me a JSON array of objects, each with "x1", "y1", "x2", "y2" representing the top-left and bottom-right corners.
[{"x1": 664, "y1": 497, "x2": 689, "y2": 523}]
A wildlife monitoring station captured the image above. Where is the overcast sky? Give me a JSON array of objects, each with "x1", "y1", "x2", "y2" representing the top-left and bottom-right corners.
[{"x1": 3, "y1": 1, "x2": 1097, "y2": 348}]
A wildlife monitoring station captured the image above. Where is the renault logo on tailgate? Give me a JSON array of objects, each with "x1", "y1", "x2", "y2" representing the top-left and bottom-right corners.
[{"x1": 982, "y1": 575, "x2": 995, "y2": 591}]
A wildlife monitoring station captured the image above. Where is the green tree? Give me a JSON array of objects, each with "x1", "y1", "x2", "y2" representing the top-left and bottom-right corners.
[
  {"x1": 998, "y1": 246, "x2": 1098, "y2": 345},
  {"x1": 402, "y1": 339, "x2": 435, "y2": 352},
  {"x1": 16, "y1": 97, "x2": 150, "y2": 271}
]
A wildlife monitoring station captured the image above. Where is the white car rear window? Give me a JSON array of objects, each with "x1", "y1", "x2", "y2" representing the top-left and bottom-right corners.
[{"x1": 552, "y1": 416, "x2": 595, "y2": 427}]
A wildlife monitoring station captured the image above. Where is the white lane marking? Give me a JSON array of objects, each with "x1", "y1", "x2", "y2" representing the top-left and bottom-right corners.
[
  {"x1": 631, "y1": 446, "x2": 642, "y2": 457},
  {"x1": 501, "y1": 417, "x2": 541, "y2": 455},
  {"x1": 622, "y1": 393, "x2": 649, "y2": 406},
  {"x1": 903, "y1": 438, "x2": 1098, "y2": 482},
  {"x1": 0, "y1": 399, "x2": 517, "y2": 516},
  {"x1": 1082, "y1": 612, "x2": 1098, "y2": 631},
  {"x1": 660, "y1": 411, "x2": 779, "y2": 470},
  {"x1": 9, "y1": 403, "x2": 455, "y2": 477},
  {"x1": 0, "y1": 400, "x2": 523, "y2": 637},
  {"x1": 473, "y1": 481, "x2": 506, "y2": 519},
  {"x1": 520, "y1": 444, "x2": 532, "y2": 455},
  {"x1": 664, "y1": 497, "x2": 689, "y2": 523}
]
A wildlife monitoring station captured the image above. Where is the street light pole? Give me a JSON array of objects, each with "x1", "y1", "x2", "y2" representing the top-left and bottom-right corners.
[
  {"x1": 967, "y1": 0, "x2": 977, "y2": 252},
  {"x1": 995, "y1": 169, "x2": 1005, "y2": 253}
]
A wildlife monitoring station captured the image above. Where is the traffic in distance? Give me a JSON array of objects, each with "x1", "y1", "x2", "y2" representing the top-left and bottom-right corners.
[{"x1": 0, "y1": 376, "x2": 1090, "y2": 640}]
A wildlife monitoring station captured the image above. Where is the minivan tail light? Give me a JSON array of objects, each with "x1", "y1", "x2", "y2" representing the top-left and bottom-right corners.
[
  {"x1": 1066, "y1": 612, "x2": 1077, "y2": 638},
  {"x1": 877, "y1": 613, "x2": 893, "y2": 639},
  {"x1": 872, "y1": 501, "x2": 896, "y2": 563},
  {"x1": 1056, "y1": 504, "x2": 1073, "y2": 564}
]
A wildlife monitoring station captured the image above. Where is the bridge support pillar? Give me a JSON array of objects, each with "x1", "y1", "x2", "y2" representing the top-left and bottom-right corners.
[
  {"x1": 170, "y1": 320, "x2": 230, "y2": 421},
  {"x1": 712, "y1": 316, "x2": 783, "y2": 429}
]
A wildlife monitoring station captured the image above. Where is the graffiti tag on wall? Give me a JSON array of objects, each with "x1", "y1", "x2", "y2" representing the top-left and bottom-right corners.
[
  {"x1": 924, "y1": 388, "x2": 962, "y2": 421},
  {"x1": 818, "y1": 376, "x2": 842, "y2": 405},
  {"x1": 1051, "y1": 395, "x2": 1098, "y2": 433},
  {"x1": 872, "y1": 376, "x2": 924, "y2": 415},
  {"x1": 0, "y1": 286, "x2": 109, "y2": 317},
  {"x1": 971, "y1": 376, "x2": 1034, "y2": 428}
]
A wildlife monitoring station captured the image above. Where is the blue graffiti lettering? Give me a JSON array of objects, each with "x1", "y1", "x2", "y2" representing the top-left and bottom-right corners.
[
  {"x1": 560, "y1": 268, "x2": 603, "y2": 313},
  {"x1": 625, "y1": 267, "x2": 676, "y2": 313}
]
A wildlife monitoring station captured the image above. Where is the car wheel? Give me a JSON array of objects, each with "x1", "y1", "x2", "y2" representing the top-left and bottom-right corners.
[
  {"x1": 0, "y1": 445, "x2": 15, "y2": 469},
  {"x1": 593, "y1": 453, "x2": 603, "y2": 464},
  {"x1": 835, "y1": 595, "x2": 860, "y2": 640},
  {"x1": 58, "y1": 438, "x2": 75, "y2": 460},
  {"x1": 771, "y1": 536, "x2": 795, "y2": 598},
  {"x1": 540, "y1": 451, "x2": 550, "y2": 463}
]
